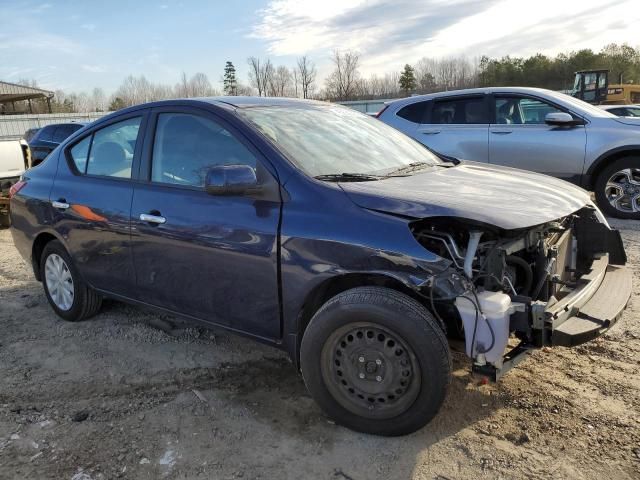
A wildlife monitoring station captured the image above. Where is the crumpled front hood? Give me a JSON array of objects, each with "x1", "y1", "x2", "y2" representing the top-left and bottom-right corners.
[{"x1": 339, "y1": 161, "x2": 592, "y2": 230}]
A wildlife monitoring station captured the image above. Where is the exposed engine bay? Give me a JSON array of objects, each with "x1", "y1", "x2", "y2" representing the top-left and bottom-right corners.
[{"x1": 410, "y1": 205, "x2": 629, "y2": 380}]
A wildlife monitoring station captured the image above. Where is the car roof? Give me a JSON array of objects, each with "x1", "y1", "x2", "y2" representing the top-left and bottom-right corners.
[
  {"x1": 599, "y1": 104, "x2": 639, "y2": 109},
  {"x1": 91, "y1": 96, "x2": 342, "y2": 129},
  {"x1": 202, "y1": 96, "x2": 328, "y2": 108},
  {"x1": 384, "y1": 86, "x2": 569, "y2": 106}
]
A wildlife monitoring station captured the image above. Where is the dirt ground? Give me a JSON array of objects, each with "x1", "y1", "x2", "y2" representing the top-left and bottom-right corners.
[{"x1": 0, "y1": 220, "x2": 638, "y2": 480}]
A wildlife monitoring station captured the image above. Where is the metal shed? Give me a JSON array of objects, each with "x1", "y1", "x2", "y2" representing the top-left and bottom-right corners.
[{"x1": 0, "y1": 81, "x2": 54, "y2": 114}]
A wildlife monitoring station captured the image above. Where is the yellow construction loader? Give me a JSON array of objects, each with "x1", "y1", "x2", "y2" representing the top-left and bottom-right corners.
[{"x1": 571, "y1": 69, "x2": 640, "y2": 105}]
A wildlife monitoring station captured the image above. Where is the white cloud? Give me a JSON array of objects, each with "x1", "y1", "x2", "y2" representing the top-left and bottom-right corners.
[
  {"x1": 82, "y1": 64, "x2": 107, "y2": 73},
  {"x1": 251, "y1": 0, "x2": 640, "y2": 76}
]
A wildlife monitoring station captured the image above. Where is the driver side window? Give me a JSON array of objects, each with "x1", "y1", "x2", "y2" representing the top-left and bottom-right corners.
[
  {"x1": 495, "y1": 97, "x2": 562, "y2": 125},
  {"x1": 151, "y1": 112, "x2": 257, "y2": 187}
]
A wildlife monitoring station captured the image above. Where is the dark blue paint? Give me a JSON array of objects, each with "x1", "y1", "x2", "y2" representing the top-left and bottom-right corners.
[{"x1": 10, "y1": 97, "x2": 586, "y2": 361}]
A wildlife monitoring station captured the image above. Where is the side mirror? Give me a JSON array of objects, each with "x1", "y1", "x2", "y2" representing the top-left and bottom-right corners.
[
  {"x1": 205, "y1": 164, "x2": 259, "y2": 196},
  {"x1": 545, "y1": 112, "x2": 580, "y2": 126}
]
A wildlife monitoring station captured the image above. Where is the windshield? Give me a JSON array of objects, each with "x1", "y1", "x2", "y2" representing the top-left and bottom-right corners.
[
  {"x1": 548, "y1": 90, "x2": 617, "y2": 118},
  {"x1": 238, "y1": 105, "x2": 441, "y2": 178}
]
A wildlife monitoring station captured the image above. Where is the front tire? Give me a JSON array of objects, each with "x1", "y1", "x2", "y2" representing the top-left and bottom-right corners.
[
  {"x1": 40, "y1": 240, "x2": 102, "y2": 321},
  {"x1": 300, "y1": 287, "x2": 451, "y2": 436},
  {"x1": 594, "y1": 157, "x2": 640, "y2": 219}
]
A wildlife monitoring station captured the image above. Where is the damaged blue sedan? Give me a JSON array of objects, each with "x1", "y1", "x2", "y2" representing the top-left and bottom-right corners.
[{"x1": 9, "y1": 98, "x2": 631, "y2": 436}]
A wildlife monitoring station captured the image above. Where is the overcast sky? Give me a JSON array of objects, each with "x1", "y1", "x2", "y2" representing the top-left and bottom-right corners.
[{"x1": 0, "y1": 0, "x2": 638, "y2": 93}]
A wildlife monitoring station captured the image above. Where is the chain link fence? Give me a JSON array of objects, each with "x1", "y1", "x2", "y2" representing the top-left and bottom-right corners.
[{"x1": 0, "y1": 112, "x2": 107, "y2": 141}]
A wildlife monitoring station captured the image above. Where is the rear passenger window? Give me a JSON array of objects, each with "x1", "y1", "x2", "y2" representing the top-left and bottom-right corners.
[
  {"x1": 69, "y1": 135, "x2": 91, "y2": 173},
  {"x1": 397, "y1": 102, "x2": 428, "y2": 123},
  {"x1": 151, "y1": 113, "x2": 256, "y2": 187},
  {"x1": 86, "y1": 117, "x2": 141, "y2": 178},
  {"x1": 431, "y1": 97, "x2": 487, "y2": 124},
  {"x1": 69, "y1": 117, "x2": 141, "y2": 178}
]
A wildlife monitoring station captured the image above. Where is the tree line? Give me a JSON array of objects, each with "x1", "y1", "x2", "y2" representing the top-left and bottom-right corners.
[{"x1": 6, "y1": 43, "x2": 639, "y2": 114}]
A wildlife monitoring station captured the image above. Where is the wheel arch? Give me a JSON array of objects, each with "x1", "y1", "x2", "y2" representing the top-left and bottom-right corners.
[
  {"x1": 291, "y1": 272, "x2": 429, "y2": 367},
  {"x1": 31, "y1": 231, "x2": 65, "y2": 281},
  {"x1": 585, "y1": 145, "x2": 640, "y2": 190}
]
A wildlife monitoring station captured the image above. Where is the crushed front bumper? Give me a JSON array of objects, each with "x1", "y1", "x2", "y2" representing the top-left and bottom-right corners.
[
  {"x1": 547, "y1": 255, "x2": 632, "y2": 347},
  {"x1": 474, "y1": 245, "x2": 631, "y2": 382}
]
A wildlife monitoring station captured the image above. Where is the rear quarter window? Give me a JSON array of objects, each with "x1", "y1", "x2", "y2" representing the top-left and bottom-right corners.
[{"x1": 396, "y1": 101, "x2": 428, "y2": 123}]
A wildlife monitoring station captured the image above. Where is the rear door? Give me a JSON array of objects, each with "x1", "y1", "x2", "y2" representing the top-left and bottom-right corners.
[
  {"x1": 488, "y1": 95, "x2": 586, "y2": 180},
  {"x1": 49, "y1": 111, "x2": 149, "y2": 296},
  {"x1": 130, "y1": 106, "x2": 282, "y2": 338},
  {"x1": 415, "y1": 95, "x2": 490, "y2": 162}
]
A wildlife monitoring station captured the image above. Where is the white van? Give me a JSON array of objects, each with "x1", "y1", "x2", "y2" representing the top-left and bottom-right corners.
[
  {"x1": 0, "y1": 139, "x2": 28, "y2": 183},
  {"x1": 0, "y1": 139, "x2": 29, "y2": 227}
]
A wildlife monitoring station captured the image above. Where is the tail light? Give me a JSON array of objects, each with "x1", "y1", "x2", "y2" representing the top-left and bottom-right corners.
[
  {"x1": 9, "y1": 180, "x2": 27, "y2": 198},
  {"x1": 375, "y1": 105, "x2": 389, "y2": 118}
]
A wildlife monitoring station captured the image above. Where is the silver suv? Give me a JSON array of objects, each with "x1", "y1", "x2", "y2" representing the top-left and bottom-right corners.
[{"x1": 378, "y1": 87, "x2": 640, "y2": 219}]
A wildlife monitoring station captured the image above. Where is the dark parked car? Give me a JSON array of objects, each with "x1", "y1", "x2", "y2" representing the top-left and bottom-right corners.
[
  {"x1": 9, "y1": 98, "x2": 631, "y2": 435},
  {"x1": 22, "y1": 127, "x2": 40, "y2": 143},
  {"x1": 28, "y1": 122, "x2": 85, "y2": 166}
]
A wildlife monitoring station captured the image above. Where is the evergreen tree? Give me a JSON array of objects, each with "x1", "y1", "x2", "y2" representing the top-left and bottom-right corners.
[
  {"x1": 223, "y1": 61, "x2": 237, "y2": 95},
  {"x1": 399, "y1": 64, "x2": 417, "y2": 95},
  {"x1": 108, "y1": 97, "x2": 127, "y2": 112}
]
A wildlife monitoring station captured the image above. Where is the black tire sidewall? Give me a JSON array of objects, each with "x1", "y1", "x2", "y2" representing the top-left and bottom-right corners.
[
  {"x1": 300, "y1": 288, "x2": 451, "y2": 436},
  {"x1": 594, "y1": 156, "x2": 640, "y2": 219},
  {"x1": 40, "y1": 240, "x2": 88, "y2": 322}
]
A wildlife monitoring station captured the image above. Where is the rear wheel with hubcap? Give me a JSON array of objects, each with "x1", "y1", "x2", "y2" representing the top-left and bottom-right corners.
[
  {"x1": 40, "y1": 240, "x2": 102, "y2": 321},
  {"x1": 594, "y1": 157, "x2": 640, "y2": 219},
  {"x1": 301, "y1": 286, "x2": 451, "y2": 436}
]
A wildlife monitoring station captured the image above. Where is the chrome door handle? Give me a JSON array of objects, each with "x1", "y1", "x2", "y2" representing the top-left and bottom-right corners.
[
  {"x1": 139, "y1": 213, "x2": 166, "y2": 224},
  {"x1": 52, "y1": 200, "x2": 69, "y2": 210},
  {"x1": 491, "y1": 130, "x2": 513, "y2": 134},
  {"x1": 421, "y1": 129, "x2": 441, "y2": 135}
]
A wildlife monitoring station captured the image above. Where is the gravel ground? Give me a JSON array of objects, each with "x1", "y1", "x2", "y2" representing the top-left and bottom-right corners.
[{"x1": 0, "y1": 220, "x2": 638, "y2": 480}]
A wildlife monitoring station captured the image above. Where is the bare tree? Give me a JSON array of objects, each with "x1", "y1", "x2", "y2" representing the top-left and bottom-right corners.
[
  {"x1": 415, "y1": 57, "x2": 438, "y2": 92},
  {"x1": 296, "y1": 55, "x2": 317, "y2": 99},
  {"x1": 262, "y1": 60, "x2": 276, "y2": 96},
  {"x1": 325, "y1": 50, "x2": 360, "y2": 101},
  {"x1": 189, "y1": 72, "x2": 214, "y2": 97},
  {"x1": 91, "y1": 87, "x2": 106, "y2": 111},
  {"x1": 248, "y1": 57, "x2": 266, "y2": 96},
  {"x1": 270, "y1": 66, "x2": 292, "y2": 97}
]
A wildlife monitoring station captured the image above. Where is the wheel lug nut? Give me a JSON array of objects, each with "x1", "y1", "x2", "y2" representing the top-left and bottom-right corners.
[
  {"x1": 375, "y1": 376, "x2": 382, "y2": 382},
  {"x1": 358, "y1": 356, "x2": 365, "y2": 363},
  {"x1": 375, "y1": 359, "x2": 382, "y2": 365},
  {"x1": 358, "y1": 373, "x2": 365, "y2": 379}
]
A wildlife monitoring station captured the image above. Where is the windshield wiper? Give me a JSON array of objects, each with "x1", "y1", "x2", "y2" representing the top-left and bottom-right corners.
[
  {"x1": 383, "y1": 162, "x2": 433, "y2": 176},
  {"x1": 314, "y1": 172, "x2": 383, "y2": 182},
  {"x1": 383, "y1": 160, "x2": 456, "y2": 177}
]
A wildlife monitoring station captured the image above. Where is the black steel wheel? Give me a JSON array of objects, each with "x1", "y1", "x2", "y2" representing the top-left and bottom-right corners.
[
  {"x1": 301, "y1": 286, "x2": 451, "y2": 436},
  {"x1": 321, "y1": 322, "x2": 421, "y2": 420}
]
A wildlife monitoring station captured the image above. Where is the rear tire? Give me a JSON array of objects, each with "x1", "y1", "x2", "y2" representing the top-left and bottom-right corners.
[
  {"x1": 300, "y1": 287, "x2": 451, "y2": 436},
  {"x1": 40, "y1": 240, "x2": 102, "y2": 321},
  {"x1": 594, "y1": 157, "x2": 640, "y2": 219}
]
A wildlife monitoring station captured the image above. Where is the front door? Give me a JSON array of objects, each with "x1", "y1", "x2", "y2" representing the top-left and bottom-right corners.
[
  {"x1": 130, "y1": 107, "x2": 281, "y2": 339},
  {"x1": 488, "y1": 95, "x2": 586, "y2": 181}
]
